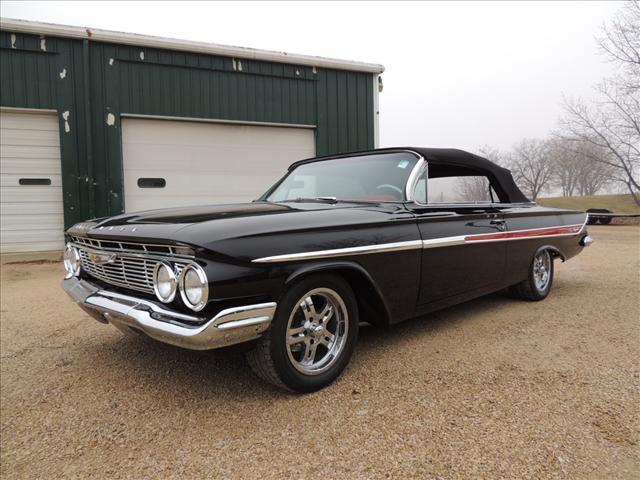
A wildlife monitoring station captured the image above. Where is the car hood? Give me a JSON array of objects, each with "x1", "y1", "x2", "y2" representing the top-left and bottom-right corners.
[{"x1": 82, "y1": 201, "x2": 410, "y2": 253}]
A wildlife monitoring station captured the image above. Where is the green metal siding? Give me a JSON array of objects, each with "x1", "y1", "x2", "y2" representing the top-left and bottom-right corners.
[{"x1": 0, "y1": 31, "x2": 375, "y2": 227}]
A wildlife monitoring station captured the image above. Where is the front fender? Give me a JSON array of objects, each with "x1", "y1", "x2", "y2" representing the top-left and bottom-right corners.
[{"x1": 284, "y1": 261, "x2": 392, "y2": 327}]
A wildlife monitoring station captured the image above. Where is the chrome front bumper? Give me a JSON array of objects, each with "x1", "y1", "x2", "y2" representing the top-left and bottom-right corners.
[{"x1": 62, "y1": 277, "x2": 276, "y2": 350}]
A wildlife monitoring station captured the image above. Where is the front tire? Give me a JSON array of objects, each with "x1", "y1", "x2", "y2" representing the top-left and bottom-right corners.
[
  {"x1": 509, "y1": 249, "x2": 554, "y2": 301},
  {"x1": 246, "y1": 273, "x2": 359, "y2": 392}
]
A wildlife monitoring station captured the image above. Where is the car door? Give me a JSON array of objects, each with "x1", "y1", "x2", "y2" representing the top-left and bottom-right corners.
[
  {"x1": 410, "y1": 206, "x2": 506, "y2": 305},
  {"x1": 408, "y1": 166, "x2": 507, "y2": 306}
]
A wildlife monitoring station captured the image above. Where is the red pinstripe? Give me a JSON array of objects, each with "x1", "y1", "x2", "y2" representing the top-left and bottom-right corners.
[{"x1": 465, "y1": 224, "x2": 583, "y2": 242}]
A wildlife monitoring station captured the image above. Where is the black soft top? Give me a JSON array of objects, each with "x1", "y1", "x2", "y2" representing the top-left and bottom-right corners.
[{"x1": 289, "y1": 147, "x2": 530, "y2": 204}]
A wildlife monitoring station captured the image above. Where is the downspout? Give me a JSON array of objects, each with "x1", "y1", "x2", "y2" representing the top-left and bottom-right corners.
[
  {"x1": 373, "y1": 74, "x2": 381, "y2": 148},
  {"x1": 82, "y1": 38, "x2": 95, "y2": 218}
]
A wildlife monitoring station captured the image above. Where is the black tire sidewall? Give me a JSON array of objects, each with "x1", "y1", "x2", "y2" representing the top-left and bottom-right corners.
[{"x1": 268, "y1": 273, "x2": 359, "y2": 393}]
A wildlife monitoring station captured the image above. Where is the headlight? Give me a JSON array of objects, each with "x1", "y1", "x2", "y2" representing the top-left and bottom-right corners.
[
  {"x1": 179, "y1": 263, "x2": 209, "y2": 311},
  {"x1": 153, "y1": 262, "x2": 177, "y2": 303},
  {"x1": 63, "y1": 244, "x2": 81, "y2": 278}
]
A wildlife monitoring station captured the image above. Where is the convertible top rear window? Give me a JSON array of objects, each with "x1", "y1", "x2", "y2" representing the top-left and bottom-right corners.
[{"x1": 264, "y1": 152, "x2": 419, "y2": 203}]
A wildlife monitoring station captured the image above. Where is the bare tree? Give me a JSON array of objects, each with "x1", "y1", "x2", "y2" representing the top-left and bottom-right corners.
[
  {"x1": 550, "y1": 141, "x2": 581, "y2": 197},
  {"x1": 456, "y1": 176, "x2": 491, "y2": 202},
  {"x1": 559, "y1": 1, "x2": 640, "y2": 204},
  {"x1": 597, "y1": 0, "x2": 640, "y2": 77},
  {"x1": 477, "y1": 144, "x2": 504, "y2": 166},
  {"x1": 508, "y1": 139, "x2": 555, "y2": 200},
  {"x1": 549, "y1": 139, "x2": 614, "y2": 196}
]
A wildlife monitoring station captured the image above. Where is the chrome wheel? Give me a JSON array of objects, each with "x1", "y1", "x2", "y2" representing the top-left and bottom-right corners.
[
  {"x1": 285, "y1": 288, "x2": 348, "y2": 375},
  {"x1": 533, "y1": 250, "x2": 552, "y2": 291}
]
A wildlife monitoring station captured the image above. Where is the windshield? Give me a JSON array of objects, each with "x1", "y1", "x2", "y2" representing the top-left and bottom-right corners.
[{"x1": 263, "y1": 152, "x2": 419, "y2": 203}]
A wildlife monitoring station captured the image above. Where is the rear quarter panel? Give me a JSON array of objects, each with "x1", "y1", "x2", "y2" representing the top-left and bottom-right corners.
[{"x1": 502, "y1": 205, "x2": 587, "y2": 286}]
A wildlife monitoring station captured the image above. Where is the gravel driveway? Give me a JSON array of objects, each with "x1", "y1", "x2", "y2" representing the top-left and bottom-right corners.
[{"x1": 1, "y1": 226, "x2": 638, "y2": 479}]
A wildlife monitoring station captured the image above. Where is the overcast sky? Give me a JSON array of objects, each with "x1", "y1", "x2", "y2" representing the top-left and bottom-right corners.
[{"x1": 1, "y1": 1, "x2": 624, "y2": 153}]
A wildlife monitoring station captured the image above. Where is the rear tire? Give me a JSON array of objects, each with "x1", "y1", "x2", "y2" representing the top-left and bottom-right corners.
[
  {"x1": 509, "y1": 249, "x2": 554, "y2": 301},
  {"x1": 246, "y1": 273, "x2": 359, "y2": 392}
]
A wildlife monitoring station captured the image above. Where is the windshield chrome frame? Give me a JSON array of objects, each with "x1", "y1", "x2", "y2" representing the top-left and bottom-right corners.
[
  {"x1": 404, "y1": 154, "x2": 427, "y2": 203},
  {"x1": 261, "y1": 149, "x2": 424, "y2": 203}
]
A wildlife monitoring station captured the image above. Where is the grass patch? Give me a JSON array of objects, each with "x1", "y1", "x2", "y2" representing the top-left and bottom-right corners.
[{"x1": 537, "y1": 194, "x2": 640, "y2": 214}]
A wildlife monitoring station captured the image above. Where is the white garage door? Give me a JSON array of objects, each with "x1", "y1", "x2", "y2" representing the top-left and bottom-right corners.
[
  {"x1": 121, "y1": 118, "x2": 316, "y2": 212},
  {"x1": 0, "y1": 110, "x2": 64, "y2": 254}
]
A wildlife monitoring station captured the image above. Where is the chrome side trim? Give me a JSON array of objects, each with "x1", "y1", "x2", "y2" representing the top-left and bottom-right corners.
[
  {"x1": 578, "y1": 213, "x2": 589, "y2": 233},
  {"x1": 422, "y1": 223, "x2": 586, "y2": 249},
  {"x1": 422, "y1": 235, "x2": 466, "y2": 249},
  {"x1": 253, "y1": 222, "x2": 588, "y2": 263},
  {"x1": 62, "y1": 277, "x2": 277, "y2": 350},
  {"x1": 252, "y1": 240, "x2": 423, "y2": 264}
]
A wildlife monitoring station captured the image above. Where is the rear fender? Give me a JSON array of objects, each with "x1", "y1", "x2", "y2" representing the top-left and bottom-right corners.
[{"x1": 537, "y1": 245, "x2": 566, "y2": 262}]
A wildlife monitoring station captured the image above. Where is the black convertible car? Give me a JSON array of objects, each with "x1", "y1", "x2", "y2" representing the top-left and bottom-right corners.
[{"x1": 62, "y1": 148, "x2": 592, "y2": 392}]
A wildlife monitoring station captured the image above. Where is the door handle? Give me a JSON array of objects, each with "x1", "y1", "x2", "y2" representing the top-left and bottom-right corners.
[{"x1": 490, "y1": 219, "x2": 506, "y2": 231}]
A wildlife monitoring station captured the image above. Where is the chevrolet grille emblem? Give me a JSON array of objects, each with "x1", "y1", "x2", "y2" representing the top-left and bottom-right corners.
[{"x1": 88, "y1": 252, "x2": 116, "y2": 265}]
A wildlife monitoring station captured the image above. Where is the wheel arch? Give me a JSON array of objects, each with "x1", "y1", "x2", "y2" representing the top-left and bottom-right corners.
[
  {"x1": 536, "y1": 244, "x2": 566, "y2": 262},
  {"x1": 284, "y1": 261, "x2": 392, "y2": 327}
]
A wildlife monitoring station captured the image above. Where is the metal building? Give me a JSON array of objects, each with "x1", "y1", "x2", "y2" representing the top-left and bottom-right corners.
[{"x1": 0, "y1": 18, "x2": 384, "y2": 256}]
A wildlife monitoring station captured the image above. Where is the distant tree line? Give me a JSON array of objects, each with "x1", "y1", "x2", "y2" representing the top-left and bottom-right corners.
[{"x1": 479, "y1": 1, "x2": 639, "y2": 204}]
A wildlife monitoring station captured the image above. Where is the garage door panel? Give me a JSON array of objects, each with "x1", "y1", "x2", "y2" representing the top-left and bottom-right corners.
[
  {"x1": 1, "y1": 202, "x2": 64, "y2": 215},
  {"x1": 0, "y1": 214, "x2": 65, "y2": 230},
  {"x1": 124, "y1": 155, "x2": 291, "y2": 175},
  {"x1": 0, "y1": 110, "x2": 64, "y2": 254},
  {"x1": 123, "y1": 143, "x2": 312, "y2": 172},
  {"x1": 0, "y1": 112, "x2": 60, "y2": 130},
  {"x1": 124, "y1": 172, "x2": 274, "y2": 192},
  {"x1": 0, "y1": 238, "x2": 65, "y2": 253},
  {"x1": 1, "y1": 145, "x2": 62, "y2": 160},
  {"x1": 1, "y1": 174, "x2": 63, "y2": 188},
  {"x1": 1, "y1": 188, "x2": 64, "y2": 203},
  {"x1": 1, "y1": 158, "x2": 64, "y2": 174},
  {"x1": 123, "y1": 122, "x2": 307, "y2": 145},
  {"x1": 122, "y1": 118, "x2": 315, "y2": 212},
  {"x1": 1, "y1": 228, "x2": 65, "y2": 242},
  {"x1": 124, "y1": 174, "x2": 280, "y2": 205},
  {"x1": 1, "y1": 128, "x2": 60, "y2": 147}
]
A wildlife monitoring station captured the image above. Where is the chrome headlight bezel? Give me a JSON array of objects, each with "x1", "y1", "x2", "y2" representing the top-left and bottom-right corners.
[
  {"x1": 179, "y1": 263, "x2": 209, "y2": 312},
  {"x1": 63, "y1": 244, "x2": 81, "y2": 279},
  {"x1": 153, "y1": 261, "x2": 178, "y2": 303}
]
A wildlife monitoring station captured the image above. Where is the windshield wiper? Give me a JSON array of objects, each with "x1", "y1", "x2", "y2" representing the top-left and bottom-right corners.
[{"x1": 281, "y1": 197, "x2": 339, "y2": 204}]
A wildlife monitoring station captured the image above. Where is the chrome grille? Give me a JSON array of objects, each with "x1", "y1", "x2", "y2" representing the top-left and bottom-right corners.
[{"x1": 71, "y1": 236, "x2": 192, "y2": 295}]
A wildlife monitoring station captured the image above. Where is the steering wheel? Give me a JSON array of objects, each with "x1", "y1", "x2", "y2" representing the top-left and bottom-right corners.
[{"x1": 376, "y1": 184, "x2": 403, "y2": 200}]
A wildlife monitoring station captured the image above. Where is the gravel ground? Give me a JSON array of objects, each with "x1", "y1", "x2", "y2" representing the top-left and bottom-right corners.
[{"x1": 1, "y1": 225, "x2": 639, "y2": 479}]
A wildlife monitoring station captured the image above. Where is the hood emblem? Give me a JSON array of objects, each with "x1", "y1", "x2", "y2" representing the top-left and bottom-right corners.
[{"x1": 88, "y1": 251, "x2": 117, "y2": 265}]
